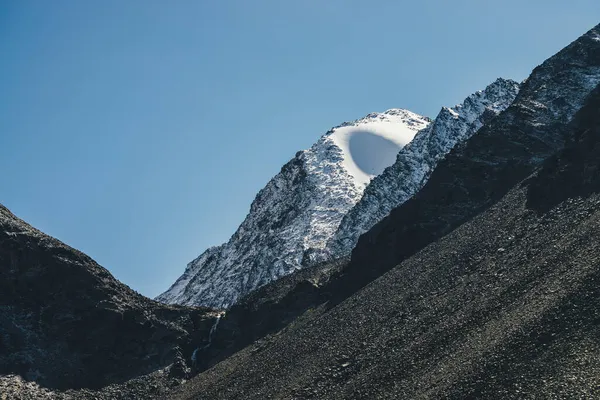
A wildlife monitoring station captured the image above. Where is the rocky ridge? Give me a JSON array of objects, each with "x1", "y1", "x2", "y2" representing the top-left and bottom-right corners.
[
  {"x1": 159, "y1": 79, "x2": 522, "y2": 310},
  {"x1": 326, "y1": 77, "x2": 520, "y2": 259}
]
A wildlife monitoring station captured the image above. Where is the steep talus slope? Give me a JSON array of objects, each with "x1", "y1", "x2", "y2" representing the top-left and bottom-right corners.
[
  {"x1": 158, "y1": 110, "x2": 430, "y2": 309},
  {"x1": 171, "y1": 83, "x2": 600, "y2": 399},
  {"x1": 327, "y1": 78, "x2": 520, "y2": 259},
  {"x1": 194, "y1": 256, "x2": 350, "y2": 372},
  {"x1": 0, "y1": 204, "x2": 219, "y2": 397}
]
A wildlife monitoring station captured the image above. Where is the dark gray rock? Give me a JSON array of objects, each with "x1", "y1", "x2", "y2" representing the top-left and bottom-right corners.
[{"x1": 0, "y1": 204, "x2": 219, "y2": 394}]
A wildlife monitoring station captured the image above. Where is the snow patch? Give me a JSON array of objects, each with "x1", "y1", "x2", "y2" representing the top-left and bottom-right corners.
[
  {"x1": 331, "y1": 122, "x2": 417, "y2": 187},
  {"x1": 327, "y1": 109, "x2": 430, "y2": 188}
]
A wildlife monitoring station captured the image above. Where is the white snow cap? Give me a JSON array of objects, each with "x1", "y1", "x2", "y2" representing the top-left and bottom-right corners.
[{"x1": 328, "y1": 109, "x2": 430, "y2": 187}]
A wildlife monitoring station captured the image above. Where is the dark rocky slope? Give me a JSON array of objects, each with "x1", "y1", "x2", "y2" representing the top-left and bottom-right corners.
[
  {"x1": 196, "y1": 257, "x2": 349, "y2": 372},
  {"x1": 0, "y1": 204, "x2": 219, "y2": 396},
  {"x1": 171, "y1": 83, "x2": 600, "y2": 399}
]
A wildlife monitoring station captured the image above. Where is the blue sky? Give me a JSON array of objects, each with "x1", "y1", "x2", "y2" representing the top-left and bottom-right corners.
[{"x1": 1, "y1": 1, "x2": 599, "y2": 298}]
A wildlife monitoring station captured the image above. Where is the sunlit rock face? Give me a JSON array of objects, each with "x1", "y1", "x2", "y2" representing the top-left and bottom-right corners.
[{"x1": 157, "y1": 109, "x2": 430, "y2": 309}]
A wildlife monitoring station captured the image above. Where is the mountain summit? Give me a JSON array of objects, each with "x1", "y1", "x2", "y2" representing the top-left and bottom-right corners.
[{"x1": 157, "y1": 110, "x2": 430, "y2": 308}]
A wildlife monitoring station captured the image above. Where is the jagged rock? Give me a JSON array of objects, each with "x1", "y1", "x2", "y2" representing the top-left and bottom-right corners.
[
  {"x1": 168, "y1": 349, "x2": 190, "y2": 380},
  {"x1": 326, "y1": 78, "x2": 520, "y2": 259}
]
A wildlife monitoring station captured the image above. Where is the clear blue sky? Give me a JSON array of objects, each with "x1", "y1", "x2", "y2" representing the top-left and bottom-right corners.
[{"x1": 1, "y1": 1, "x2": 598, "y2": 298}]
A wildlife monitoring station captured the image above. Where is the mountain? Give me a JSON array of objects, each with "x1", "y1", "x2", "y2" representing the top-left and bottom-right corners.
[
  {"x1": 159, "y1": 79, "x2": 521, "y2": 310},
  {"x1": 3, "y1": 20, "x2": 599, "y2": 400},
  {"x1": 157, "y1": 109, "x2": 431, "y2": 309},
  {"x1": 0, "y1": 204, "x2": 220, "y2": 399},
  {"x1": 170, "y1": 26, "x2": 600, "y2": 400},
  {"x1": 325, "y1": 78, "x2": 520, "y2": 259}
]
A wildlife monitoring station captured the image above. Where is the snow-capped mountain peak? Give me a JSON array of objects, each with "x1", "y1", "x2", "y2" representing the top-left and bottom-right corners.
[{"x1": 157, "y1": 109, "x2": 430, "y2": 308}]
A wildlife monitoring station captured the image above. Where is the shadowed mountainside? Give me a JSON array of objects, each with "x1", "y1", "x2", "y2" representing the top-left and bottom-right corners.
[{"x1": 0, "y1": 204, "x2": 219, "y2": 394}]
